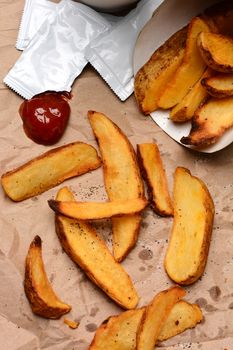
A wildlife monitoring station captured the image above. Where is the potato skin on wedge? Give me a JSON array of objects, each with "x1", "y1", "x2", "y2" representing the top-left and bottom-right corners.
[
  {"x1": 137, "y1": 143, "x2": 173, "y2": 216},
  {"x1": 89, "y1": 299, "x2": 202, "y2": 350},
  {"x1": 88, "y1": 111, "x2": 144, "y2": 262},
  {"x1": 49, "y1": 197, "x2": 147, "y2": 221},
  {"x1": 198, "y1": 32, "x2": 233, "y2": 73},
  {"x1": 24, "y1": 235, "x2": 71, "y2": 319},
  {"x1": 181, "y1": 96, "x2": 233, "y2": 146},
  {"x1": 134, "y1": 26, "x2": 187, "y2": 114},
  {"x1": 136, "y1": 286, "x2": 186, "y2": 350},
  {"x1": 55, "y1": 187, "x2": 139, "y2": 310},
  {"x1": 202, "y1": 73, "x2": 233, "y2": 98},
  {"x1": 165, "y1": 168, "x2": 214, "y2": 285},
  {"x1": 1, "y1": 142, "x2": 101, "y2": 201}
]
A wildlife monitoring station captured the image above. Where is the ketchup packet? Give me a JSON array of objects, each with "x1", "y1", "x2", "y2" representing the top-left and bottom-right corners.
[
  {"x1": 4, "y1": 0, "x2": 112, "y2": 99},
  {"x1": 85, "y1": 0, "x2": 164, "y2": 101},
  {"x1": 16, "y1": 0, "x2": 57, "y2": 51}
]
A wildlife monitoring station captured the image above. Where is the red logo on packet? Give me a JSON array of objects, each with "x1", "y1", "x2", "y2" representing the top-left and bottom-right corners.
[{"x1": 19, "y1": 91, "x2": 71, "y2": 145}]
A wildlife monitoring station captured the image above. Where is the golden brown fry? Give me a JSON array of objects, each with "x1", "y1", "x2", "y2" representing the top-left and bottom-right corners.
[
  {"x1": 134, "y1": 27, "x2": 187, "y2": 114},
  {"x1": 202, "y1": 73, "x2": 233, "y2": 98},
  {"x1": 24, "y1": 235, "x2": 71, "y2": 319},
  {"x1": 158, "y1": 300, "x2": 202, "y2": 341},
  {"x1": 1, "y1": 142, "x2": 101, "y2": 201},
  {"x1": 64, "y1": 319, "x2": 80, "y2": 329},
  {"x1": 158, "y1": 17, "x2": 210, "y2": 109},
  {"x1": 170, "y1": 68, "x2": 212, "y2": 122},
  {"x1": 55, "y1": 187, "x2": 139, "y2": 310},
  {"x1": 181, "y1": 96, "x2": 233, "y2": 146},
  {"x1": 198, "y1": 32, "x2": 233, "y2": 73},
  {"x1": 137, "y1": 143, "x2": 173, "y2": 216},
  {"x1": 49, "y1": 197, "x2": 147, "y2": 221},
  {"x1": 136, "y1": 286, "x2": 186, "y2": 350},
  {"x1": 165, "y1": 167, "x2": 214, "y2": 285},
  {"x1": 88, "y1": 111, "x2": 144, "y2": 262},
  {"x1": 88, "y1": 300, "x2": 202, "y2": 349}
]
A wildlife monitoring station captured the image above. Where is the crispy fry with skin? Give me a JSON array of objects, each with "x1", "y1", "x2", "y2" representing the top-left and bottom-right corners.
[
  {"x1": 88, "y1": 300, "x2": 202, "y2": 350},
  {"x1": 24, "y1": 236, "x2": 71, "y2": 319},
  {"x1": 136, "y1": 286, "x2": 186, "y2": 350},
  {"x1": 49, "y1": 197, "x2": 147, "y2": 221},
  {"x1": 158, "y1": 17, "x2": 210, "y2": 109},
  {"x1": 1, "y1": 142, "x2": 101, "y2": 201},
  {"x1": 202, "y1": 73, "x2": 233, "y2": 98},
  {"x1": 137, "y1": 143, "x2": 173, "y2": 216},
  {"x1": 165, "y1": 168, "x2": 214, "y2": 285},
  {"x1": 181, "y1": 96, "x2": 233, "y2": 146},
  {"x1": 198, "y1": 32, "x2": 233, "y2": 73},
  {"x1": 55, "y1": 187, "x2": 139, "y2": 310},
  {"x1": 134, "y1": 27, "x2": 187, "y2": 114},
  {"x1": 88, "y1": 111, "x2": 144, "y2": 262},
  {"x1": 170, "y1": 68, "x2": 212, "y2": 122}
]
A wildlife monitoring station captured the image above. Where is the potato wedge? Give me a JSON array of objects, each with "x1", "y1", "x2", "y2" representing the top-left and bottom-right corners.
[
  {"x1": 24, "y1": 235, "x2": 71, "y2": 319},
  {"x1": 203, "y1": 1, "x2": 233, "y2": 36},
  {"x1": 165, "y1": 167, "x2": 214, "y2": 285},
  {"x1": 88, "y1": 111, "x2": 144, "y2": 262},
  {"x1": 181, "y1": 96, "x2": 233, "y2": 146},
  {"x1": 198, "y1": 32, "x2": 233, "y2": 73},
  {"x1": 202, "y1": 73, "x2": 233, "y2": 98},
  {"x1": 55, "y1": 187, "x2": 139, "y2": 310},
  {"x1": 1, "y1": 142, "x2": 101, "y2": 201},
  {"x1": 136, "y1": 286, "x2": 186, "y2": 350},
  {"x1": 137, "y1": 143, "x2": 173, "y2": 216},
  {"x1": 158, "y1": 17, "x2": 210, "y2": 109},
  {"x1": 170, "y1": 68, "x2": 212, "y2": 122},
  {"x1": 134, "y1": 27, "x2": 187, "y2": 114},
  {"x1": 49, "y1": 197, "x2": 147, "y2": 221},
  {"x1": 88, "y1": 300, "x2": 202, "y2": 349}
]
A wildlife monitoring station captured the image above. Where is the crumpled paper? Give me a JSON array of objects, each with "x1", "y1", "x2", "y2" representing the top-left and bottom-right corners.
[{"x1": 0, "y1": 1, "x2": 233, "y2": 350}]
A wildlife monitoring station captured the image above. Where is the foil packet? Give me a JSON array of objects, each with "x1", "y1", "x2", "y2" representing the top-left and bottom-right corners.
[{"x1": 4, "y1": 0, "x2": 112, "y2": 99}]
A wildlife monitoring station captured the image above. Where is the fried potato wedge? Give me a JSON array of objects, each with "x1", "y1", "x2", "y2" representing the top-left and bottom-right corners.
[
  {"x1": 49, "y1": 197, "x2": 147, "y2": 221},
  {"x1": 158, "y1": 17, "x2": 210, "y2": 109},
  {"x1": 55, "y1": 187, "x2": 139, "y2": 309},
  {"x1": 89, "y1": 300, "x2": 202, "y2": 349},
  {"x1": 136, "y1": 286, "x2": 186, "y2": 350},
  {"x1": 137, "y1": 143, "x2": 173, "y2": 216},
  {"x1": 203, "y1": 1, "x2": 233, "y2": 36},
  {"x1": 134, "y1": 27, "x2": 187, "y2": 114},
  {"x1": 181, "y1": 96, "x2": 233, "y2": 146},
  {"x1": 88, "y1": 111, "x2": 144, "y2": 262},
  {"x1": 165, "y1": 167, "x2": 214, "y2": 285},
  {"x1": 198, "y1": 32, "x2": 233, "y2": 73},
  {"x1": 24, "y1": 235, "x2": 71, "y2": 319},
  {"x1": 202, "y1": 73, "x2": 233, "y2": 98},
  {"x1": 170, "y1": 68, "x2": 212, "y2": 122},
  {"x1": 1, "y1": 142, "x2": 101, "y2": 201}
]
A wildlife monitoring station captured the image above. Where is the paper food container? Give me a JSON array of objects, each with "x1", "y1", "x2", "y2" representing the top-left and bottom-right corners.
[{"x1": 133, "y1": 0, "x2": 233, "y2": 153}]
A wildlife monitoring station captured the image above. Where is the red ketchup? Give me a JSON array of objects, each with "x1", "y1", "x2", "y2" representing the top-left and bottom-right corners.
[{"x1": 19, "y1": 92, "x2": 71, "y2": 145}]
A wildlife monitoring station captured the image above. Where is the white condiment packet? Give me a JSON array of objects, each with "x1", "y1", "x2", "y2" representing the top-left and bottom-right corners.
[
  {"x1": 4, "y1": 0, "x2": 112, "y2": 100},
  {"x1": 16, "y1": 0, "x2": 57, "y2": 51},
  {"x1": 85, "y1": 0, "x2": 164, "y2": 101}
]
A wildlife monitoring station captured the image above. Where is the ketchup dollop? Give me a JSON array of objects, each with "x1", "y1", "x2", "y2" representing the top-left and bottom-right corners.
[{"x1": 19, "y1": 92, "x2": 71, "y2": 145}]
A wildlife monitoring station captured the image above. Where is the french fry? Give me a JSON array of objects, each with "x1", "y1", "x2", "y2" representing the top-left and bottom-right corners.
[
  {"x1": 134, "y1": 27, "x2": 187, "y2": 114},
  {"x1": 170, "y1": 68, "x2": 212, "y2": 122},
  {"x1": 88, "y1": 300, "x2": 202, "y2": 349},
  {"x1": 198, "y1": 32, "x2": 233, "y2": 73},
  {"x1": 1, "y1": 142, "x2": 101, "y2": 201},
  {"x1": 24, "y1": 236, "x2": 71, "y2": 319},
  {"x1": 88, "y1": 111, "x2": 144, "y2": 262},
  {"x1": 165, "y1": 167, "x2": 214, "y2": 285},
  {"x1": 54, "y1": 187, "x2": 139, "y2": 310},
  {"x1": 49, "y1": 197, "x2": 147, "y2": 221},
  {"x1": 202, "y1": 73, "x2": 233, "y2": 98},
  {"x1": 158, "y1": 17, "x2": 210, "y2": 109},
  {"x1": 136, "y1": 286, "x2": 186, "y2": 350},
  {"x1": 137, "y1": 143, "x2": 173, "y2": 216},
  {"x1": 181, "y1": 96, "x2": 233, "y2": 146}
]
